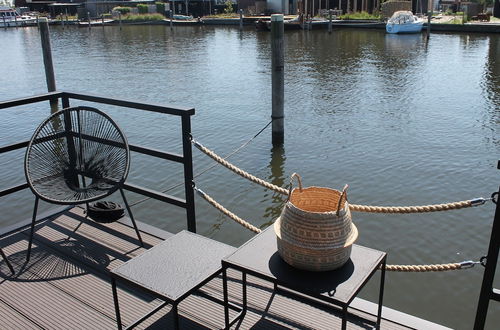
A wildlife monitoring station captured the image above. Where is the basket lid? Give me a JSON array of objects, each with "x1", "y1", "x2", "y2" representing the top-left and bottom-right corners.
[{"x1": 273, "y1": 217, "x2": 358, "y2": 249}]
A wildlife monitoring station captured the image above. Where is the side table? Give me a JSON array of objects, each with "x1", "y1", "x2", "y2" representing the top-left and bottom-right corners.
[
  {"x1": 110, "y1": 230, "x2": 237, "y2": 329},
  {"x1": 222, "y1": 226, "x2": 387, "y2": 329}
]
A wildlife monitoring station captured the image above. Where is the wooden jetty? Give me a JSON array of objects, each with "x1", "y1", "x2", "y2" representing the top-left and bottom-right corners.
[{"x1": 0, "y1": 206, "x2": 451, "y2": 329}]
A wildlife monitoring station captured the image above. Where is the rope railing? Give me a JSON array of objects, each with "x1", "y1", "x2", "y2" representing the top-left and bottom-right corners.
[
  {"x1": 194, "y1": 184, "x2": 484, "y2": 272},
  {"x1": 192, "y1": 139, "x2": 489, "y2": 213}
]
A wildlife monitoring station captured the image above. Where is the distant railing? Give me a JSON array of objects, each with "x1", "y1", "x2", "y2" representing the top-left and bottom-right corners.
[{"x1": 0, "y1": 91, "x2": 197, "y2": 232}]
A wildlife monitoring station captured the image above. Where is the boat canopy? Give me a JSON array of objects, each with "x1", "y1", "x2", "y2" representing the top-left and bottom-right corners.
[{"x1": 388, "y1": 11, "x2": 418, "y2": 24}]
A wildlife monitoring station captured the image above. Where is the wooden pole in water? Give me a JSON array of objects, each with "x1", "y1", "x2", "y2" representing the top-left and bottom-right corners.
[
  {"x1": 119, "y1": 12, "x2": 122, "y2": 30},
  {"x1": 102, "y1": 14, "x2": 104, "y2": 27},
  {"x1": 328, "y1": 9, "x2": 332, "y2": 33},
  {"x1": 170, "y1": 10, "x2": 173, "y2": 29},
  {"x1": 239, "y1": 9, "x2": 243, "y2": 31},
  {"x1": 88, "y1": 11, "x2": 91, "y2": 29},
  {"x1": 271, "y1": 14, "x2": 284, "y2": 145},
  {"x1": 14, "y1": 14, "x2": 17, "y2": 28},
  {"x1": 61, "y1": 14, "x2": 64, "y2": 29},
  {"x1": 3, "y1": 16, "x2": 6, "y2": 29},
  {"x1": 427, "y1": 0, "x2": 432, "y2": 39},
  {"x1": 39, "y1": 17, "x2": 58, "y2": 112}
]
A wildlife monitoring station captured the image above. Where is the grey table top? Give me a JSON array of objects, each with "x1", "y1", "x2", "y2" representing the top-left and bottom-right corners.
[
  {"x1": 223, "y1": 226, "x2": 386, "y2": 305},
  {"x1": 111, "y1": 230, "x2": 236, "y2": 302}
]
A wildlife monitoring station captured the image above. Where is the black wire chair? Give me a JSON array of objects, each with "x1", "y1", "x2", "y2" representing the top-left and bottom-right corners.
[
  {"x1": 24, "y1": 106, "x2": 143, "y2": 262},
  {"x1": 0, "y1": 248, "x2": 14, "y2": 274}
]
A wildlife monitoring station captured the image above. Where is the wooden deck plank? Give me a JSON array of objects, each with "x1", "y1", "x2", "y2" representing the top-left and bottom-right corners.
[
  {"x1": 0, "y1": 208, "x2": 437, "y2": 329},
  {"x1": 0, "y1": 300, "x2": 42, "y2": 329}
]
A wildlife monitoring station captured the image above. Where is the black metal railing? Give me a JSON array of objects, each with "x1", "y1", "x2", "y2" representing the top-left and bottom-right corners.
[
  {"x1": 0, "y1": 91, "x2": 196, "y2": 233},
  {"x1": 474, "y1": 161, "x2": 500, "y2": 329}
]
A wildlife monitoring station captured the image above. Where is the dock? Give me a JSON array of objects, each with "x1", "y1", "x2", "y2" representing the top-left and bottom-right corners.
[{"x1": 0, "y1": 207, "x2": 450, "y2": 329}]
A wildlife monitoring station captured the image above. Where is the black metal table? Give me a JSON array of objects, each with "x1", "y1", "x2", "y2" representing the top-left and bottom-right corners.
[
  {"x1": 221, "y1": 226, "x2": 387, "y2": 330},
  {"x1": 110, "y1": 230, "x2": 237, "y2": 329}
]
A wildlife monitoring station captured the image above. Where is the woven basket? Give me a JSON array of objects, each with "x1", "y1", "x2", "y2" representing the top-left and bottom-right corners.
[{"x1": 274, "y1": 173, "x2": 358, "y2": 271}]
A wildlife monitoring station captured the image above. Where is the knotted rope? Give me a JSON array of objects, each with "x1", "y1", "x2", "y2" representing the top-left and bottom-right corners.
[{"x1": 192, "y1": 139, "x2": 488, "y2": 213}]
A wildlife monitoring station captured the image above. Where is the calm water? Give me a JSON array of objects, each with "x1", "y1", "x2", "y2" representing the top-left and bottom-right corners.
[{"x1": 1, "y1": 25, "x2": 499, "y2": 329}]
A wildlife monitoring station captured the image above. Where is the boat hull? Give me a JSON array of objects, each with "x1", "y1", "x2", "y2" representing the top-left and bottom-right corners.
[{"x1": 386, "y1": 21, "x2": 423, "y2": 34}]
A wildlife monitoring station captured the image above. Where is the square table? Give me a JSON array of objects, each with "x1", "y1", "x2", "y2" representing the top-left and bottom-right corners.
[
  {"x1": 110, "y1": 230, "x2": 237, "y2": 329},
  {"x1": 221, "y1": 226, "x2": 387, "y2": 329}
]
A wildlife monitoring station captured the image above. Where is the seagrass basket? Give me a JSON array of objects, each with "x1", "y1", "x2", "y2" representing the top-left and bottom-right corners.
[{"x1": 274, "y1": 173, "x2": 358, "y2": 271}]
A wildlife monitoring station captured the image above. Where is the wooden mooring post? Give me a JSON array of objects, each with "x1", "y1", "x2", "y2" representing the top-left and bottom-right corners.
[
  {"x1": 119, "y1": 12, "x2": 122, "y2": 30},
  {"x1": 38, "y1": 18, "x2": 58, "y2": 112},
  {"x1": 88, "y1": 12, "x2": 91, "y2": 29},
  {"x1": 170, "y1": 10, "x2": 173, "y2": 30},
  {"x1": 328, "y1": 9, "x2": 333, "y2": 33},
  {"x1": 427, "y1": 0, "x2": 432, "y2": 39},
  {"x1": 271, "y1": 14, "x2": 284, "y2": 145},
  {"x1": 239, "y1": 9, "x2": 243, "y2": 31}
]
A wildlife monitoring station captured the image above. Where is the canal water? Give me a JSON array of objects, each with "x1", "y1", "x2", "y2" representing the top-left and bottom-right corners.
[{"x1": 1, "y1": 25, "x2": 499, "y2": 329}]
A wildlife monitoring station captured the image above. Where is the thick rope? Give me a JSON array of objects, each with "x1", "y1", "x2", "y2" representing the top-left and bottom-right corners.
[
  {"x1": 195, "y1": 185, "x2": 479, "y2": 272},
  {"x1": 194, "y1": 187, "x2": 262, "y2": 234},
  {"x1": 192, "y1": 139, "x2": 488, "y2": 213},
  {"x1": 349, "y1": 201, "x2": 474, "y2": 213},
  {"x1": 193, "y1": 139, "x2": 289, "y2": 195},
  {"x1": 385, "y1": 263, "x2": 462, "y2": 272}
]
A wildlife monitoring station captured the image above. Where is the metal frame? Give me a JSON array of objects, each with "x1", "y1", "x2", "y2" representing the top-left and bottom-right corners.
[
  {"x1": 473, "y1": 161, "x2": 500, "y2": 329},
  {"x1": 221, "y1": 242, "x2": 387, "y2": 330},
  {"x1": 0, "y1": 91, "x2": 197, "y2": 266}
]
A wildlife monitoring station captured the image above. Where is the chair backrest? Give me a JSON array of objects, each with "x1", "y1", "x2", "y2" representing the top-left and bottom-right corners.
[{"x1": 24, "y1": 106, "x2": 130, "y2": 204}]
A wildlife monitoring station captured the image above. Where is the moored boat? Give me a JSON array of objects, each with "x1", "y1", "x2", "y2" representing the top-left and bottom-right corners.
[
  {"x1": 386, "y1": 11, "x2": 423, "y2": 34},
  {"x1": 0, "y1": 6, "x2": 37, "y2": 27}
]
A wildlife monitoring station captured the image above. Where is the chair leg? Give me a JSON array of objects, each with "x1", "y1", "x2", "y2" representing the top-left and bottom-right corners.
[
  {"x1": 26, "y1": 196, "x2": 40, "y2": 262},
  {"x1": 0, "y1": 248, "x2": 14, "y2": 274},
  {"x1": 119, "y1": 189, "x2": 144, "y2": 247}
]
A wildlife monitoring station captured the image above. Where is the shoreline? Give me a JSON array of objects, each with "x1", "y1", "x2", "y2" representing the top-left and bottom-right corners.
[{"x1": 8, "y1": 16, "x2": 500, "y2": 34}]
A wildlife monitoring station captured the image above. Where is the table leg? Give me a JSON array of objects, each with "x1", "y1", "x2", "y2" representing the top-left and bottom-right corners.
[
  {"x1": 242, "y1": 272, "x2": 247, "y2": 315},
  {"x1": 377, "y1": 257, "x2": 387, "y2": 329},
  {"x1": 342, "y1": 306, "x2": 347, "y2": 330},
  {"x1": 172, "y1": 303, "x2": 180, "y2": 330},
  {"x1": 222, "y1": 267, "x2": 230, "y2": 329},
  {"x1": 111, "y1": 278, "x2": 123, "y2": 330}
]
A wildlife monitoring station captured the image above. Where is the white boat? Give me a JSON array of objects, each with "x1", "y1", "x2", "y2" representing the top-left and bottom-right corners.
[
  {"x1": 0, "y1": 6, "x2": 37, "y2": 27},
  {"x1": 386, "y1": 11, "x2": 424, "y2": 34}
]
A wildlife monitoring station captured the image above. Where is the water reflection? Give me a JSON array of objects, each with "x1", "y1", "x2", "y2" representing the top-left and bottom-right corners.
[
  {"x1": 261, "y1": 146, "x2": 287, "y2": 228},
  {"x1": 483, "y1": 35, "x2": 500, "y2": 146}
]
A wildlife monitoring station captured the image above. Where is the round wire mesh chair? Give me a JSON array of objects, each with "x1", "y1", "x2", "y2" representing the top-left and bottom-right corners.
[{"x1": 24, "y1": 106, "x2": 143, "y2": 261}]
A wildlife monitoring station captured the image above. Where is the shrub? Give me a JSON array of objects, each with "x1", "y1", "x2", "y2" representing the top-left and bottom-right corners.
[
  {"x1": 122, "y1": 13, "x2": 164, "y2": 22},
  {"x1": 224, "y1": 1, "x2": 234, "y2": 14},
  {"x1": 113, "y1": 7, "x2": 131, "y2": 15},
  {"x1": 340, "y1": 11, "x2": 381, "y2": 20},
  {"x1": 156, "y1": 2, "x2": 165, "y2": 14},
  {"x1": 137, "y1": 4, "x2": 149, "y2": 14}
]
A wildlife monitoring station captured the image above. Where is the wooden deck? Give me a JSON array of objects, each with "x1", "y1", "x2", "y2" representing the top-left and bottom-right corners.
[{"x1": 0, "y1": 207, "x2": 448, "y2": 329}]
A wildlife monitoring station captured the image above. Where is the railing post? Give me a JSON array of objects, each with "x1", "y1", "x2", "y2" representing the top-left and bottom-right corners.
[
  {"x1": 181, "y1": 114, "x2": 196, "y2": 233},
  {"x1": 271, "y1": 14, "x2": 285, "y2": 146},
  {"x1": 62, "y1": 95, "x2": 70, "y2": 109},
  {"x1": 474, "y1": 161, "x2": 500, "y2": 329}
]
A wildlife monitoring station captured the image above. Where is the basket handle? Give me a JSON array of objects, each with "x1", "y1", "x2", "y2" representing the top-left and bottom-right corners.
[
  {"x1": 287, "y1": 173, "x2": 303, "y2": 201},
  {"x1": 336, "y1": 184, "x2": 349, "y2": 216}
]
